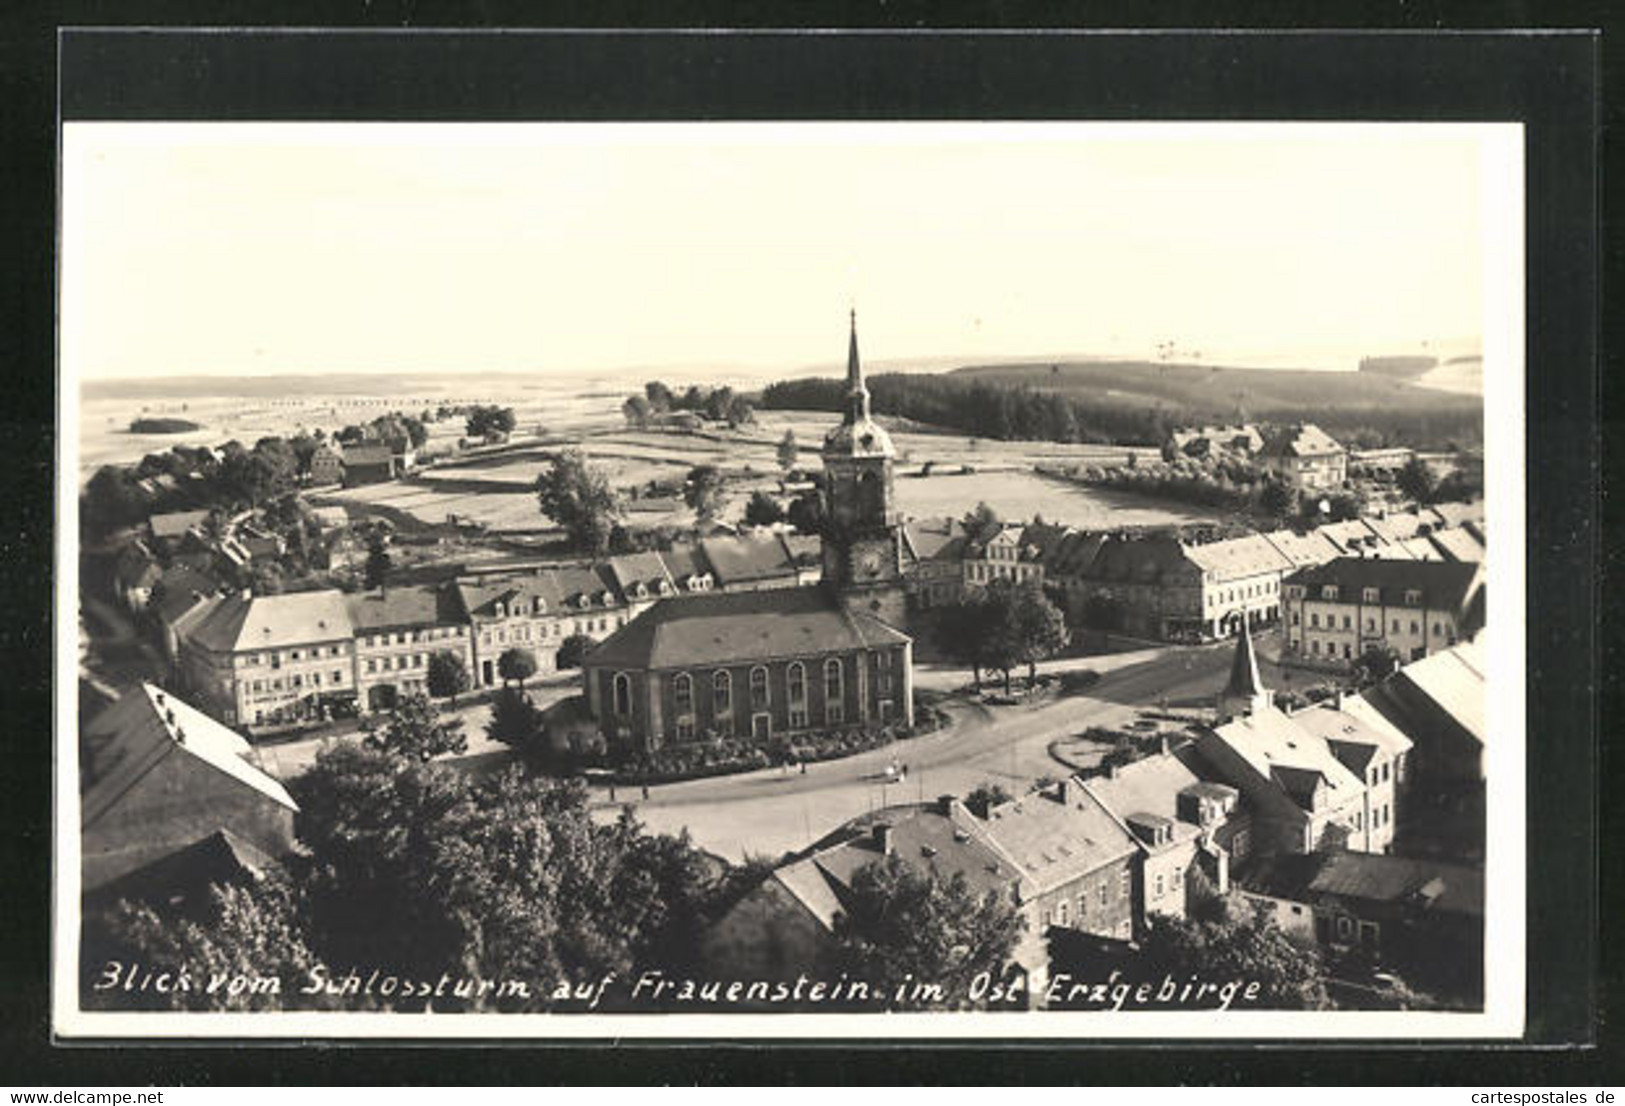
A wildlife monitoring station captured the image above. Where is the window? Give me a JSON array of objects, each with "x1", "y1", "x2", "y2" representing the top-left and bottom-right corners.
[
  {"x1": 787, "y1": 662, "x2": 806, "y2": 703},
  {"x1": 1232, "y1": 828, "x2": 1251, "y2": 859},
  {"x1": 749, "y1": 666, "x2": 770, "y2": 710},
  {"x1": 1120, "y1": 870, "x2": 1131, "y2": 900},
  {"x1": 1055, "y1": 901, "x2": 1069, "y2": 927},
  {"x1": 673, "y1": 672, "x2": 693, "y2": 713},
  {"x1": 1365, "y1": 617, "x2": 1375, "y2": 631},
  {"x1": 675, "y1": 717, "x2": 694, "y2": 741},
  {"x1": 332, "y1": 670, "x2": 343, "y2": 684},
  {"x1": 1410, "y1": 620, "x2": 1420, "y2": 634},
  {"x1": 1292, "y1": 612, "x2": 1301, "y2": 626},
  {"x1": 1099, "y1": 881, "x2": 1109, "y2": 907},
  {"x1": 613, "y1": 672, "x2": 633, "y2": 717},
  {"x1": 366, "y1": 659, "x2": 377, "y2": 674},
  {"x1": 713, "y1": 670, "x2": 732, "y2": 715},
  {"x1": 1336, "y1": 916, "x2": 1354, "y2": 941},
  {"x1": 1310, "y1": 613, "x2": 1320, "y2": 628},
  {"x1": 1311, "y1": 640, "x2": 1320, "y2": 655},
  {"x1": 1342, "y1": 615, "x2": 1352, "y2": 629},
  {"x1": 789, "y1": 706, "x2": 809, "y2": 729},
  {"x1": 1392, "y1": 619, "x2": 1400, "y2": 633},
  {"x1": 1154, "y1": 872, "x2": 1165, "y2": 899},
  {"x1": 271, "y1": 653, "x2": 281, "y2": 670},
  {"x1": 1381, "y1": 762, "x2": 1390, "y2": 783}
]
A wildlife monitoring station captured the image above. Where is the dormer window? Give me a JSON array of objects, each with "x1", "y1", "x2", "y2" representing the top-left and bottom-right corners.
[
  {"x1": 494, "y1": 602, "x2": 506, "y2": 618},
  {"x1": 1321, "y1": 585, "x2": 1339, "y2": 601},
  {"x1": 1404, "y1": 589, "x2": 1423, "y2": 606},
  {"x1": 533, "y1": 597, "x2": 545, "y2": 615},
  {"x1": 1362, "y1": 587, "x2": 1380, "y2": 604}
]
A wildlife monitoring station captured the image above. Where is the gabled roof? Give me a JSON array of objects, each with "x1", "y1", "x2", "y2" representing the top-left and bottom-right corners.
[
  {"x1": 342, "y1": 442, "x2": 394, "y2": 466},
  {"x1": 1041, "y1": 530, "x2": 1107, "y2": 577},
  {"x1": 1184, "y1": 533, "x2": 1294, "y2": 581},
  {"x1": 151, "y1": 565, "x2": 223, "y2": 624},
  {"x1": 346, "y1": 583, "x2": 466, "y2": 631},
  {"x1": 584, "y1": 586, "x2": 909, "y2": 670},
  {"x1": 81, "y1": 683, "x2": 297, "y2": 829},
  {"x1": 1082, "y1": 753, "x2": 1224, "y2": 848},
  {"x1": 809, "y1": 803, "x2": 1024, "y2": 909},
  {"x1": 979, "y1": 780, "x2": 1140, "y2": 894},
  {"x1": 1315, "y1": 519, "x2": 1388, "y2": 554},
  {"x1": 1429, "y1": 500, "x2": 1486, "y2": 529},
  {"x1": 1285, "y1": 557, "x2": 1483, "y2": 617},
  {"x1": 1260, "y1": 423, "x2": 1344, "y2": 459},
  {"x1": 1260, "y1": 528, "x2": 1344, "y2": 569},
  {"x1": 700, "y1": 533, "x2": 799, "y2": 585},
  {"x1": 902, "y1": 518, "x2": 965, "y2": 562},
  {"x1": 148, "y1": 509, "x2": 210, "y2": 539},
  {"x1": 605, "y1": 551, "x2": 677, "y2": 597},
  {"x1": 657, "y1": 544, "x2": 714, "y2": 584},
  {"x1": 1206, "y1": 706, "x2": 1367, "y2": 811},
  {"x1": 1384, "y1": 640, "x2": 1487, "y2": 746},
  {"x1": 185, "y1": 589, "x2": 354, "y2": 653},
  {"x1": 1082, "y1": 534, "x2": 1193, "y2": 584},
  {"x1": 1427, "y1": 527, "x2": 1486, "y2": 563},
  {"x1": 1242, "y1": 852, "x2": 1482, "y2": 917}
]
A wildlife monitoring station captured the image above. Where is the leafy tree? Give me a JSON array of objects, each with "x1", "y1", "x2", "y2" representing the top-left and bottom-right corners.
[
  {"x1": 536, "y1": 449, "x2": 623, "y2": 556},
  {"x1": 1396, "y1": 456, "x2": 1439, "y2": 504},
  {"x1": 725, "y1": 394, "x2": 754, "y2": 427},
  {"x1": 485, "y1": 686, "x2": 546, "y2": 753},
  {"x1": 786, "y1": 490, "x2": 825, "y2": 535},
  {"x1": 702, "y1": 386, "x2": 736, "y2": 423},
  {"x1": 401, "y1": 415, "x2": 428, "y2": 450},
  {"x1": 961, "y1": 501, "x2": 1001, "y2": 542},
  {"x1": 742, "y1": 491, "x2": 785, "y2": 528},
  {"x1": 362, "y1": 690, "x2": 468, "y2": 763},
  {"x1": 426, "y1": 650, "x2": 471, "y2": 703},
  {"x1": 466, "y1": 405, "x2": 517, "y2": 440},
  {"x1": 1003, "y1": 581, "x2": 1070, "y2": 683},
  {"x1": 964, "y1": 782, "x2": 1013, "y2": 819},
  {"x1": 363, "y1": 536, "x2": 392, "y2": 594},
  {"x1": 776, "y1": 430, "x2": 799, "y2": 474},
  {"x1": 622, "y1": 394, "x2": 651, "y2": 428},
  {"x1": 1136, "y1": 896, "x2": 1330, "y2": 1010},
  {"x1": 335, "y1": 425, "x2": 367, "y2": 445},
  {"x1": 83, "y1": 466, "x2": 146, "y2": 533},
  {"x1": 81, "y1": 876, "x2": 329, "y2": 1012},
  {"x1": 1260, "y1": 477, "x2": 1300, "y2": 519},
  {"x1": 935, "y1": 595, "x2": 993, "y2": 691},
  {"x1": 497, "y1": 647, "x2": 538, "y2": 688},
  {"x1": 556, "y1": 632, "x2": 596, "y2": 670},
  {"x1": 250, "y1": 560, "x2": 285, "y2": 596},
  {"x1": 683, "y1": 464, "x2": 728, "y2": 523},
  {"x1": 1352, "y1": 646, "x2": 1401, "y2": 687},
  {"x1": 645, "y1": 380, "x2": 674, "y2": 412},
  {"x1": 822, "y1": 854, "x2": 1026, "y2": 1010}
]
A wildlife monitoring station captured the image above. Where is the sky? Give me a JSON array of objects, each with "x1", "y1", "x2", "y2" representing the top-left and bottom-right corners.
[{"x1": 60, "y1": 122, "x2": 1515, "y2": 381}]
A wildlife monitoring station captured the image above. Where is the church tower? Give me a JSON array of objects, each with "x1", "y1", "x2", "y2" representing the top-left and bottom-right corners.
[{"x1": 820, "y1": 311, "x2": 908, "y2": 628}]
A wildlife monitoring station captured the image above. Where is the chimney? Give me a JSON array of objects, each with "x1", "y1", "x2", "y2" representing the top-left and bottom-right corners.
[
  {"x1": 1158, "y1": 733, "x2": 1172, "y2": 756},
  {"x1": 240, "y1": 588, "x2": 252, "y2": 601},
  {"x1": 938, "y1": 794, "x2": 956, "y2": 816},
  {"x1": 1106, "y1": 760, "x2": 1121, "y2": 780},
  {"x1": 872, "y1": 823, "x2": 894, "y2": 855},
  {"x1": 173, "y1": 726, "x2": 186, "y2": 745}
]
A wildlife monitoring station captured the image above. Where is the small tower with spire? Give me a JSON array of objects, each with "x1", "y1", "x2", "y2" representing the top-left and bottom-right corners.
[{"x1": 1217, "y1": 619, "x2": 1271, "y2": 720}]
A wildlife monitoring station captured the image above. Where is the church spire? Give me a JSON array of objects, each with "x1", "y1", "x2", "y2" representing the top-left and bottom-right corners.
[
  {"x1": 845, "y1": 308, "x2": 870, "y2": 424},
  {"x1": 1218, "y1": 618, "x2": 1270, "y2": 719}
]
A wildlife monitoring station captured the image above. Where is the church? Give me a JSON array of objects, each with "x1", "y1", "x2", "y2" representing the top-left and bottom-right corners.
[{"x1": 581, "y1": 313, "x2": 916, "y2": 750}]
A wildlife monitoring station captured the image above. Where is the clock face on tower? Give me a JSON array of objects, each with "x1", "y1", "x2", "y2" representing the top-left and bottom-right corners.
[{"x1": 856, "y1": 548, "x2": 884, "y2": 579}]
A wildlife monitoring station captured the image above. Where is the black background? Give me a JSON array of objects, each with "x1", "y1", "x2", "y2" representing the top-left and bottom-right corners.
[{"x1": 1, "y1": 6, "x2": 1612, "y2": 1087}]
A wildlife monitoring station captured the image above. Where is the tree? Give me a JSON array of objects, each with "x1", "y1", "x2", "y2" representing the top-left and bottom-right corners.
[
  {"x1": 1396, "y1": 456, "x2": 1439, "y2": 504},
  {"x1": 961, "y1": 501, "x2": 1001, "y2": 542},
  {"x1": 1352, "y1": 645, "x2": 1401, "y2": 687},
  {"x1": 401, "y1": 415, "x2": 429, "y2": 450},
  {"x1": 1003, "y1": 582, "x2": 1070, "y2": 684},
  {"x1": 336, "y1": 425, "x2": 366, "y2": 445},
  {"x1": 964, "y1": 782, "x2": 1012, "y2": 819},
  {"x1": 426, "y1": 650, "x2": 471, "y2": 703},
  {"x1": 555, "y1": 632, "x2": 596, "y2": 671},
  {"x1": 363, "y1": 535, "x2": 392, "y2": 594},
  {"x1": 1260, "y1": 477, "x2": 1300, "y2": 519},
  {"x1": 702, "y1": 386, "x2": 736, "y2": 423},
  {"x1": 644, "y1": 381, "x2": 674, "y2": 412},
  {"x1": 466, "y1": 405, "x2": 516, "y2": 440},
  {"x1": 83, "y1": 466, "x2": 146, "y2": 533},
  {"x1": 683, "y1": 464, "x2": 728, "y2": 524},
  {"x1": 935, "y1": 595, "x2": 993, "y2": 692},
  {"x1": 786, "y1": 491, "x2": 825, "y2": 536},
  {"x1": 536, "y1": 449, "x2": 623, "y2": 556},
  {"x1": 1135, "y1": 896, "x2": 1330, "y2": 1010},
  {"x1": 776, "y1": 430, "x2": 799, "y2": 474},
  {"x1": 497, "y1": 647, "x2": 538, "y2": 688},
  {"x1": 80, "y1": 876, "x2": 329, "y2": 1012},
  {"x1": 822, "y1": 854, "x2": 1026, "y2": 1011},
  {"x1": 622, "y1": 394, "x2": 652, "y2": 428},
  {"x1": 485, "y1": 686, "x2": 546, "y2": 754},
  {"x1": 725, "y1": 394, "x2": 754, "y2": 427},
  {"x1": 362, "y1": 690, "x2": 468, "y2": 763},
  {"x1": 742, "y1": 490, "x2": 785, "y2": 528}
]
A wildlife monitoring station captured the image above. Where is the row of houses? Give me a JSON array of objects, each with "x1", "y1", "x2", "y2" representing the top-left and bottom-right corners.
[
  {"x1": 901, "y1": 500, "x2": 1486, "y2": 646},
  {"x1": 165, "y1": 531, "x2": 826, "y2": 732},
  {"x1": 1166, "y1": 421, "x2": 1348, "y2": 490},
  {"x1": 706, "y1": 628, "x2": 1484, "y2": 1002}
]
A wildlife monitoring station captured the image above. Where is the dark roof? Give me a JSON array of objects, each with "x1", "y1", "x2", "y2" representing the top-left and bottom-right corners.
[
  {"x1": 346, "y1": 583, "x2": 466, "y2": 631},
  {"x1": 585, "y1": 585, "x2": 909, "y2": 670},
  {"x1": 150, "y1": 565, "x2": 222, "y2": 623},
  {"x1": 811, "y1": 805, "x2": 1019, "y2": 906},
  {"x1": 1285, "y1": 557, "x2": 1483, "y2": 615},
  {"x1": 1083, "y1": 534, "x2": 1193, "y2": 584},
  {"x1": 700, "y1": 534, "x2": 799, "y2": 585},
  {"x1": 1222, "y1": 626, "x2": 1266, "y2": 701},
  {"x1": 1042, "y1": 530, "x2": 1107, "y2": 576},
  {"x1": 902, "y1": 518, "x2": 963, "y2": 561},
  {"x1": 455, "y1": 564, "x2": 621, "y2": 618},
  {"x1": 658, "y1": 544, "x2": 713, "y2": 583},
  {"x1": 1242, "y1": 851, "x2": 1482, "y2": 917},
  {"x1": 342, "y1": 442, "x2": 394, "y2": 466},
  {"x1": 1260, "y1": 423, "x2": 1343, "y2": 459},
  {"x1": 185, "y1": 590, "x2": 354, "y2": 652}
]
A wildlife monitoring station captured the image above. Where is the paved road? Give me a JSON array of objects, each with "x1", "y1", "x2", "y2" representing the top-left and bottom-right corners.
[{"x1": 613, "y1": 633, "x2": 1291, "y2": 863}]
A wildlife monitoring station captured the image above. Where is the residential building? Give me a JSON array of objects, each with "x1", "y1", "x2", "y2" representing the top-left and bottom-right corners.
[
  {"x1": 348, "y1": 584, "x2": 474, "y2": 712},
  {"x1": 1184, "y1": 532, "x2": 1294, "y2": 634},
  {"x1": 1064, "y1": 533, "x2": 1204, "y2": 640},
  {"x1": 962, "y1": 523, "x2": 1051, "y2": 589},
  {"x1": 456, "y1": 563, "x2": 628, "y2": 687},
  {"x1": 1260, "y1": 527, "x2": 1345, "y2": 572},
  {"x1": 581, "y1": 587, "x2": 912, "y2": 748},
  {"x1": 1259, "y1": 423, "x2": 1348, "y2": 490},
  {"x1": 656, "y1": 544, "x2": 717, "y2": 594},
  {"x1": 1281, "y1": 557, "x2": 1485, "y2": 666},
  {"x1": 306, "y1": 443, "x2": 344, "y2": 486},
  {"x1": 700, "y1": 532, "x2": 802, "y2": 592},
  {"x1": 149, "y1": 565, "x2": 223, "y2": 660},
  {"x1": 900, "y1": 517, "x2": 969, "y2": 608},
  {"x1": 340, "y1": 442, "x2": 398, "y2": 486},
  {"x1": 1082, "y1": 746, "x2": 1244, "y2": 920},
  {"x1": 603, "y1": 551, "x2": 680, "y2": 620},
  {"x1": 178, "y1": 589, "x2": 357, "y2": 730},
  {"x1": 1167, "y1": 423, "x2": 1264, "y2": 459},
  {"x1": 1237, "y1": 851, "x2": 1483, "y2": 999},
  {"x1": 147, "y1": 508, "x2": 211, "y2": 550},
  {"x1": 1361, "y1": 636, "x2": 1486, "y2": 783},
  {"x1": 80, "y1": 683, "x2": 297, "y2": 903}
]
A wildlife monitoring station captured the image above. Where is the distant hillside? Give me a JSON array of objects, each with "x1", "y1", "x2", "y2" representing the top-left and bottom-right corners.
[{"x1": 946, "y1": 360, "x2": 1481, "y2": 414}]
